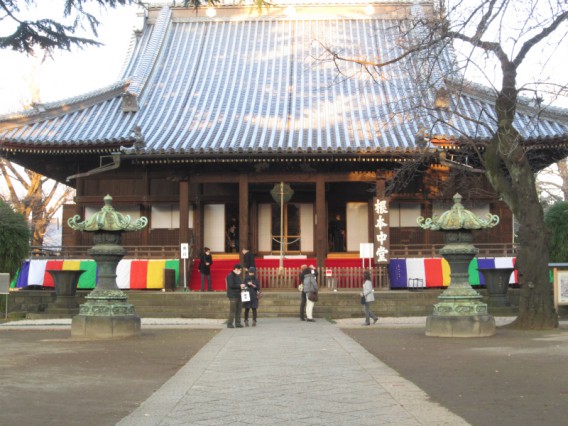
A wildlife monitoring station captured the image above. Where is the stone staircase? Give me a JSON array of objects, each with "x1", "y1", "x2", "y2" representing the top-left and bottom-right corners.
[
  {"x1": 127, "y1": 289, "x2": 520, "y2": 319},
  {"x1": 14, "y1": 289, "x2": 521, "y2": 319}
]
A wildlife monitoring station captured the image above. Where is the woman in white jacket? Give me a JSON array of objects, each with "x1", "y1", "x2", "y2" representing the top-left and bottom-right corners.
[{"x1": 361, "y1": 270, "x2": 378, "y2": 326}]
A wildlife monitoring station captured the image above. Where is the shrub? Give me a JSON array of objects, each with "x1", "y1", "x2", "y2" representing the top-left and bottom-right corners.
[
  {"x1": 545, "y1": 201, "x2": 568, "y2": 263},
  {"x1": 0, "y1": 199, "x2": 30, "y2": 278}
]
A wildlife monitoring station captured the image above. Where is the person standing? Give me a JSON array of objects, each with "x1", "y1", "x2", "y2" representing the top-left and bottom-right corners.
[
  {"x1": 302, "y1": 265, "x2": 318, "y2": 322},
  {"x1": 329, "y1": 214, "x2": 346, "y2": 252},
  {"x1": 243, "y1": 266, "x2": 261, "y2": 326},
  {"x1": 198, "y1": 247, "x2": 213, "y2": 292},
  {"x1": 298, "y1": 264, "x2": 308, "y2": 321},
  {"x1": 226, "y1": 224, "x2": 238, "y2": 252},
  {"x1": 226, "y1": 264, "x2": 245, "y2": 328},
  {"x1": 361, "y1": 270, "x2": 379, "y2": 326},
  {"x1": 242, "y1": 248, "x2": 256, "y2": 271}
]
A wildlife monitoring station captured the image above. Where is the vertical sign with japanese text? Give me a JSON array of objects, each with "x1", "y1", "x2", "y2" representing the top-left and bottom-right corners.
[{"x1": 373, "y1": 197, "x2": 390, "y2": 264}]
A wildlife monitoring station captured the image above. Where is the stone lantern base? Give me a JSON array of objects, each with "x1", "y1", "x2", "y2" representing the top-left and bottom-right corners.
[
  {"x1": 426, "y1": 314, "x2": 495, "y2": 337},
  {"x1": 425, "y1": 294, "x2": 496, "y2": 337},
  {"x1": 71, "y1": 290, "x2": 140, "y2": 339}
]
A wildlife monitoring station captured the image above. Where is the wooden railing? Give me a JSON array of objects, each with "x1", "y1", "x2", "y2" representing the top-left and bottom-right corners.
[
  {"x1": 30, "y1": 243, "x2": 518, "y2": 260},
  {"x1": 30, "y1": 246, "x2": 182, "y2": 259},
  {"x1": 390, "y1": 243, "x2": 518, "y2": 258},
  {"x1": 256, "y1": 266, "x2": 389, "y2": 291}
]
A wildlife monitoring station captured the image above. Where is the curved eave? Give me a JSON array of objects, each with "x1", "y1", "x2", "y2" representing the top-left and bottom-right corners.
[
  {"x1": 430, "y1": 133, "x2": 568, "y2": 147},
  {"x1": 137, "y1": 144, "x2": 417, "y2": 156},
  {"x1": 125, "y1": 148, "x2": 421, "y2": 166},
  {"x1": 0, "y1": 140, "x2": 133, "y2": 155},
  {"x1": 0, "y1": 82, "x2": 130, "y2": 132}
]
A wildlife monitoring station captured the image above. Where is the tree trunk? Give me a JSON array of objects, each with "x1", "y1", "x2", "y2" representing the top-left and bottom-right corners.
[
  {"x1": 510, "y1": 171, "x2": 558, "y2": 328},
  {"x1": 484, "y1": 80, "x2": 558, "y2": 329}
]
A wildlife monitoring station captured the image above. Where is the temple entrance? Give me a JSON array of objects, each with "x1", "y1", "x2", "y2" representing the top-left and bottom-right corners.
[{"x1": 271, "y1": 203, "x2": 301, "y2": 253}]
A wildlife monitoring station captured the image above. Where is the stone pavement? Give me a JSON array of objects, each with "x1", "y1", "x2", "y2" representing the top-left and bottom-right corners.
[{"x1": 116, "y1": 317, "x2": 469, "y2": 426}]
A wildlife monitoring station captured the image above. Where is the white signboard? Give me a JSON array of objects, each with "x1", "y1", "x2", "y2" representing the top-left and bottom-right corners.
[
  {"x1": 0, "y1": 273, "x2": 9, "y2": 319},
  {"x1": 0, "y1": 273, "x2": 9, "y2": 294},
  {"x1": 180, "y1": 243, "x2": 189, "y2": 259},
  {"x1": 360, "y1": 243, "x2": 374, "y2": 259}
]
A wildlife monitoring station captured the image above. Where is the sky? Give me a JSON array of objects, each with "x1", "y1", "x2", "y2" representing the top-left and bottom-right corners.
[
  {"x1": 0, "y1": 2, "x2": 142, "y2": 113},
  {"x1": 0, "y1": 0, "x2": 567, "y2": 207},
  {"x1": 0, "y1": 1, "x2": 567, "y2": 114}
]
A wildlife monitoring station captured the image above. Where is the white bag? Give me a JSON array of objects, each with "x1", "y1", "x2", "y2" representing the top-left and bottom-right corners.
[{"x1": 241, "y1": 290, "x2": 251, "y2": 302}]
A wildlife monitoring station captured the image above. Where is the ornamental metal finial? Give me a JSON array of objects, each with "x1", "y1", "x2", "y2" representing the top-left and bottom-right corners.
[
  {"x1": 67, "y1": 194, "x2": 148, "y2": 232},
  {"x1": 417, "y1": 193, "x2": 499, "y2": 231}
]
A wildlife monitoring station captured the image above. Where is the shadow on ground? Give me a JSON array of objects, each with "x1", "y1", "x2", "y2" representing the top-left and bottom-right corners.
[
  {"x1": 0, "y1": 329, "x2": 218, "y2": 426},
  {"x1": 343, "y1": 325, "x2": 568, "y2": 426}
]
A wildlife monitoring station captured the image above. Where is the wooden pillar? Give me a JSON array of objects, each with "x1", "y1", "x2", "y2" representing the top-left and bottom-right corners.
[
  {"x1": 315, "y1": 176, "x2": 326, "y2": 267},
  {"x1": 375, "y1": 175, "x2": 386, "y2": 198},
  {"x1": 239, "y1": 174, "x2": 249, "y2": 261},
  {"x1": 140, "y1": 168, "x2": 150, "y2": 246},
  {"x1": 140, "y1": 204, "x2": 149, "y2": 246},
  {"x1": 179, "y1": 179, "x2": 189, "y2": 245},
  {"x1": 422, "y1": 200, "x2": 433, "y2": 246},
  {"x1": 194, "y1": 184, "x2": 203, "y2": 253},
  {"x1": 74, "y1": 177, "x2": 84, "y2": 246},
  {"x1": 178, "y1": 179, "x2": 190, "y2": 286}
]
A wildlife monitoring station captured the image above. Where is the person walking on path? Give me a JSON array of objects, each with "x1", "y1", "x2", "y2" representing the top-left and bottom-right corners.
[
  {"x1": 243, "y1": 266, "x2": 261, "y2": 326},
  {"x1": 361, "y1": 270, "x2": 378, "y2": 326},
  {"x1": 198, "y1": 247, "x2": 213, "y2": 292},
  {"x1": 242, "y1": 248, "x2": 256, "y2": 271},
  {"x1": 226, "y1": 264, "x2": 245, "y2": 328},
  {"x1": 302, "y1": 265, "x2": 318, "y2": 322},
  {"x1": 298, "y1": 264, "x2": 308, "y2": 321}
]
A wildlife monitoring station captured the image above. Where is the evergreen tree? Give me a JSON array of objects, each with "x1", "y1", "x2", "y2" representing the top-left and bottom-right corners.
[
  {"x1": 545, "y1": 202, "x2": 568, "y2": 263},
  {"x1": 0, "y1": 199, "x2": 30, "y2": 279}
]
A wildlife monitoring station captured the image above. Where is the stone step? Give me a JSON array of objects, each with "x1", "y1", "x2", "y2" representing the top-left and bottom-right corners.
[{"x1": 13, "y1": 289, "x2": 520, "y2": 319}]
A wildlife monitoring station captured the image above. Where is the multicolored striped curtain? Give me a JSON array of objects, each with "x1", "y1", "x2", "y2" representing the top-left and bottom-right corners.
[
  {"x1": 389, "y1": 257, "x2": 517, "y2": 288},
  {"x1": 13, "y1": 259, "x2": 180, "y2": 290}
]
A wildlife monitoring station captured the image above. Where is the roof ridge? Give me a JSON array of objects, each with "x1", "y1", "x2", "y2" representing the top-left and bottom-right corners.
[
  {"x1": 447, "y1": 78, "x2": 568, "y2": 122},
  {"x1": 127, "y1": 6, "x2": 172, "y2": 98}
]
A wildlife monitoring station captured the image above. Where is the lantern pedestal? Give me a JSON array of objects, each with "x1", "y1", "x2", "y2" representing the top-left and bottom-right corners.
[
  {"x1": 425, "y1": 230, "x2": 495, "y2": 338},
  {"x1": 71, "y1": 230, "x2": 140, "y2": 339}
]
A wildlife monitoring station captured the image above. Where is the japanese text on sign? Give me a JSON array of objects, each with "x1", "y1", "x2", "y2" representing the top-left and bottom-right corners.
[{"x1": 373, "y1": 198, "x2": 390, "y2": 264}]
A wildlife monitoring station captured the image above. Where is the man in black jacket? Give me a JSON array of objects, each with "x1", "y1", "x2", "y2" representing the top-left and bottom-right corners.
[
  {"x1": 242, "y1": 248, "x2": 256, "y2": 271},
  {"x1": 226, "y1": 264, "x2": 245, "y2": 328},
  {"x1": 198, "y1": 247, "x2": 213, "y2": 292}
]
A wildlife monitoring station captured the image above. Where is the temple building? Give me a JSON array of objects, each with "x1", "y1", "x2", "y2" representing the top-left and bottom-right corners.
[{"x1": 2, "y1": 1, "x2": 568, "y2": 290}]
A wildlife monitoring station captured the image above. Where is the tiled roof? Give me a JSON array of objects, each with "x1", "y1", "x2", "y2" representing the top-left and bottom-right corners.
[{"x1": 1, "y1": 4, "x2": 567, "y2": 156}]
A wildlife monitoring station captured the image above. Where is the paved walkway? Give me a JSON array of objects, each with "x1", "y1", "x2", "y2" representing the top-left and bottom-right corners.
[{"x1": 116, "y1": 318, "x2": 469, "y2": 426}]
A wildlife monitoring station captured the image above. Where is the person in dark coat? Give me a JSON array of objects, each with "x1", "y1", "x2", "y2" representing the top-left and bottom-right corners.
[
  {"x1": 298, "y1": 264, "x2": 308, "y2": 321},
  {"x1": 242, "y1": 248, "x2": 256, "y2": 271},
  {"x1": 198, "y1": 247, "x2": 213, "y2": 292},
  {"x1": 226, "y1": 264, "x2": 245, "y2": 328},
  {"x1": 329, "y1": 214, "x2": 346, "y2": 252},
  {"x1": 242, "y1": 266, "x2": 261, "y2": 327},
  {"x1": 226, "y1": 224, "x2": 238, "y2": 252}
]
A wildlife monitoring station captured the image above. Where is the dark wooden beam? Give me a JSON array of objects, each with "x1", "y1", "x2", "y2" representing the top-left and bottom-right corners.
[
  {"x1": 187, "y1": 171, "x2": 377, "y2": 184},
  {"x1": 315, "y1": 176, "x2": 326, "y2": 267},
  {"x1": 239, "y1": 174, "x2": 249, "y2": 262},
  {"x1": 178, "y1": 178, "x2": 190, "y2": 290},
  {"x1": 179, "y1": 179, "x2": 189, "y2": 245}
]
